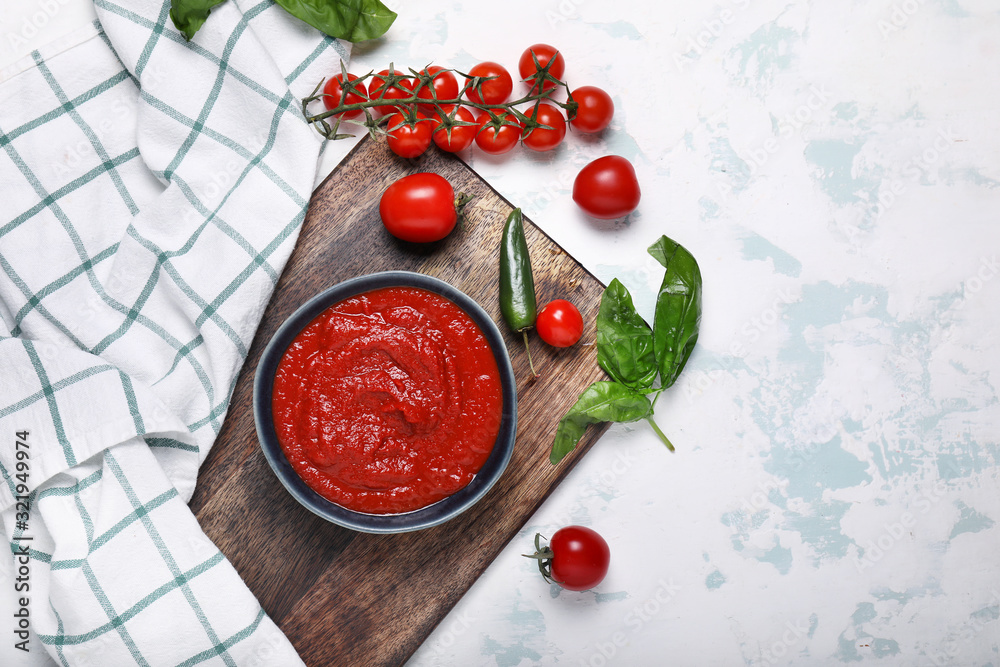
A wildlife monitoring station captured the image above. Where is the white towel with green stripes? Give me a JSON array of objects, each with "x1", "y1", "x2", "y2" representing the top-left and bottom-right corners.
[{"x1": 0, "y1": 1, "x2": 345, "y2": 664}]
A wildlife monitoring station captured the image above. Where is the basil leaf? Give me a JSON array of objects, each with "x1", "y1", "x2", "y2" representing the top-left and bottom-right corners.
[
  {"x1": 170, "y1": 0, "x2": 228, "y2": 41},
  {"x1": 273, "y1": 0, "x2": 397, "y2": 42},
  {"x1": 596, "y1": 278, "x2": 657, "y2": 390},
  {"x1": 648, "y1": 235, "x2": 702, "y2": 388},
  {"x1": 550, "y1": 381, "x2": 651, "y2": 464}
]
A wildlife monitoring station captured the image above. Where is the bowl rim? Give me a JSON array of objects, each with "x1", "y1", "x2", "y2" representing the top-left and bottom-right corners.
[{"x1": 253, "y1": 270, "x2": 517, "y2": 534}]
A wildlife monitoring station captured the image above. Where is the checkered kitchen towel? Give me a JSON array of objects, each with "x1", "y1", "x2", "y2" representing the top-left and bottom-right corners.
[{"x1": 0, "y1": 1, "x2": 346, "y2": 664}]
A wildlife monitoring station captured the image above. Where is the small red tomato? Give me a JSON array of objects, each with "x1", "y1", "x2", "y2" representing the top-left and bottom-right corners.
[
  {"x1": 323, "y1": 72, "x2": 368, "y2": 119},
  {"x1": 465, "y1": 61, "x2": 513, "y2": 106},
  {"x1": 433, "y1": 106, "x2": 478, "y2": 153},
  {"x1": 385, "y1": 113, "x2": 434, "y2": 158},
  {"x1": 421, "y1": 103, "x2": 457, "y2": 126},
  {"x1": 569, "y1": 86, "x2": 614, "y2": 133},
  {"x1": 522, "y1": 102, "x2": 567, "y2": 152},
  {"x1": 536, "y1": 299, "x2": 583, "y2": 347},
  {"x1": 369, "y1": 69, "x2": 414, "y2": 117},
  {"x1": 573, "y1": 155, "x2": 641, "y2": 219},
  {"x1": 475, "y1": 109, "x2": 522, "y2": 155},
  {"x1": 518, "y1": 44, "x2": 565, "y2": 94},
  {"x1": 527, "y1": 526, "x2": 610, "y2": 592},
  {"x1": 379, "y1": 173, "x2": 459, "y2": 243},
  {"x1": 416, "y1": 66, "x2": 459, "y2": 114}
]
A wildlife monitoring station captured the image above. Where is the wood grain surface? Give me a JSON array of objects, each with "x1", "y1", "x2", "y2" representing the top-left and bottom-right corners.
[{"x1": 190, "y1": 135, "x2": 609, "y2": 666}]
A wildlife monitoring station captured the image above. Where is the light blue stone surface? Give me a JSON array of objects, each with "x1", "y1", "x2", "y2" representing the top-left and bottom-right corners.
[{"x1": 348, "y1": 1, "x2": 1000, "y2": 665}]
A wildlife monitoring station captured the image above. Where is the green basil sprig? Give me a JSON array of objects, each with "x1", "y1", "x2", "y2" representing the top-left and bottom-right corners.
[
  {"x1": 170, "y1": 0, "x2": 397, "y2": 42},
  {"x1": 550, "y1": 234, "x2": 702, "y2": 465}
]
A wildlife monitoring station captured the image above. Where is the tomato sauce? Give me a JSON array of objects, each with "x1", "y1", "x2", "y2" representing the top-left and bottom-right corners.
[{"x1": 272, "y1": 286, "x2": 503, "y2": 514}]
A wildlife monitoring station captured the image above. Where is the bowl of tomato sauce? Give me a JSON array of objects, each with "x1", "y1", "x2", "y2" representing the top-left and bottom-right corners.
[{"x1": 254, "y1": 271, "x2": 516, "y2": 533}]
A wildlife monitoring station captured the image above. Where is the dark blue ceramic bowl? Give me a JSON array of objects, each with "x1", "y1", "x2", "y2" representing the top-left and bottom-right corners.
[{"x1": 253, "y1": 271, "x2": 517, "y2": 534}]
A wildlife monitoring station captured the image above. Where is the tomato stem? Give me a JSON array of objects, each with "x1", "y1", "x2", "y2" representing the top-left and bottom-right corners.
[
  {"x1": 522, "y1": 533, "x2": 555, "y2": 584},
  {"x1": 454, "y1": 192, "x2": 471, "y2": 228}
]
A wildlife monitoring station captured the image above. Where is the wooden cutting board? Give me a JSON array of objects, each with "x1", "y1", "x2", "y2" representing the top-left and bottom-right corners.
[{"x1": 190, "y1": 135, "x2": 610, "y2": 666}]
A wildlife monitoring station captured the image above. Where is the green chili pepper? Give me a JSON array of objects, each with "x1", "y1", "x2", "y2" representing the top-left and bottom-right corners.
[{"x1": 499, "y1": 208, "x2": 538, "y2": 377}]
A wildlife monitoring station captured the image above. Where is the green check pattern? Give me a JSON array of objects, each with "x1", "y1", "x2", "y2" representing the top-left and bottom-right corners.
[{"x1": 0, "y1": 1, "x2": 346, "y2": 664}]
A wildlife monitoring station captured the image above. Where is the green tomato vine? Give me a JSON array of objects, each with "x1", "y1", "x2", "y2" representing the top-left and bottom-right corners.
[{"x1": 302, "y1": 56, "x2": 580, "y2": 142}]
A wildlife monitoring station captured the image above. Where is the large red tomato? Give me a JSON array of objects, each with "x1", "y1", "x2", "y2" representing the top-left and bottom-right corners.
[
  {"x1": 572, "y1": 156, "x2": 641, "y2": 219},
  {"x1": 379, "y1": 173, "x2": 459, "y2": 243}
]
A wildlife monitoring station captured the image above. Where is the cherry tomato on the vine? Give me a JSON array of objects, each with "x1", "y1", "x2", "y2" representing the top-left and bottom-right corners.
[
  {"x1": 433, "y1": 106, "x2": 478, "y2": 153},
  {"x1": 416, "y1": 66, "x2": 459, "y2": 114},
  {"x1": 522, "y1": 102, "x2": 567, "y2": 152},
  {"x1": 527, "y1": 526, "x2": 610, "y2": 592},
  {"x1": 369, "y1": 69, "x2": 414, "y2": 117},
  {"x1": 518, "y1": 44, "x2": 565, "y2": 94},
  {"x1": 475, "y1": 109, "x2": 522, "y2": 155},
  {"x1": 385, "y1": 113, "x2": 434, "y2": 158},
  {"x1": 573, "y1": 155, "x2": 641, "y2": 219},
  {"x1": 536, "y1": 299, "x2": 583, "y2": 347},
  {"x1": 379, "y1": 173, "x2": 460, "y2": 243},
  {"x1": 323, "y1": 73, "x2": 368, "y2": 119},
  {"x1": 569, "y1": 85, "x2": 614, "y2": 133},
  {"x1": 421, "y1": 103, "x2": 458, "y2": 126},
  {"x1": 465, "y1": 61, "x2": 513, "y2": 106}
]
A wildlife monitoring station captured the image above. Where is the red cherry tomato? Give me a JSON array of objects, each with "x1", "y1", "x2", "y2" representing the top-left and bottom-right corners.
[
  {"x1": 518, "y1": 44, "x2": 565, "y2": 94},
  {"x1": 531, "y1": 526, "x2": 610, "y2": 591},
  {"x1": 536, "y1": 299, "x2": 583, "y2": 347},
  {"x1": 379, "y1": 173, "x2": 458, "y2": 243},
  {"x1": 433, "y1": 106, "x2": 478, "y2": 153},
  {"x1": 369, "y1": 69, "x2": 414, "y2": 117},
  {"x1": 475, "y1": 109, "x2": 522, "y2": 155},
  {"x1": 522, "y1": 102, "x2": 567, "y2": 152},
  {"x1": 465, "y1": 61, "x2": 513, "y2": 106},
  {"x1": 323, "y1": 72, "x2": 368, "y2": 119},
  {"x1": 569, "y1": 86, "x2": 614, "y2": 133},
  {"x1": 421, "y1": 103, "x2": 457, "y2": 126},
  {"x1": 572, "y1": 155, "x2": 641, "y2": 219},
  {"x1": 385, "y1": 113, "x2": 434, "y2": 158},
  {"x1": 416, "y1": 66, "x2": 459, "y2": 114}
]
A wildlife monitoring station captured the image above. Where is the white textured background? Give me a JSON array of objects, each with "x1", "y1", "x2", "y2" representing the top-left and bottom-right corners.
[{"x1": 6, "y1": 1, "x2": 999, "y2": 665}]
